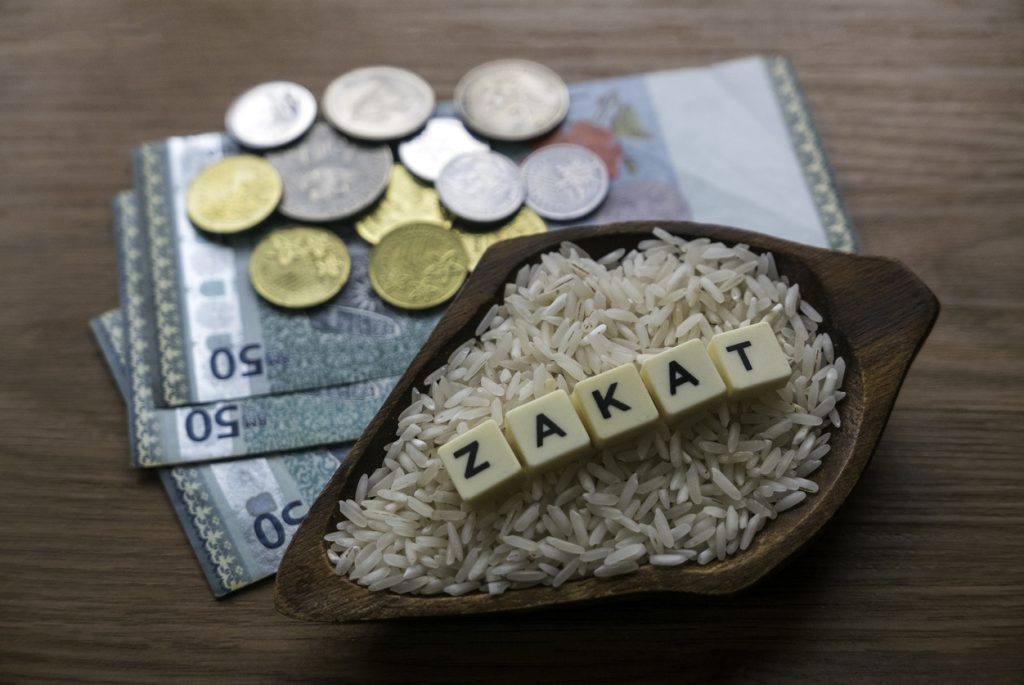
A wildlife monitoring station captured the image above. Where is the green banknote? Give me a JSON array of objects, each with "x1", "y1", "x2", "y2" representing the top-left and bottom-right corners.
[
  {"x1": 135, "y1": 135, "x2": 441, "y2": 408},
  {"x1": 142, "y1": 55, "x2": 855, "y2": 409},
  {"x1": 114, "y1": 191, "x2": 397, "y2": 467},
  {"x1": 91, "y1": 307, "x2": 345, "y2": 597},
  {"x1": 160, "y1": 447, "x2": 347, "y2": 597},
  {"x1": 90, "y1": 310, "x2": 129, "y2": 400}
]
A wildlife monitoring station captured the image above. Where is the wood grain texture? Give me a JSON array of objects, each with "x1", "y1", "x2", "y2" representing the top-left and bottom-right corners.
[
  {"x1": 0, "y1": 0, "x2": 1021, "y2": 682},
  {"x1": 276, "y1": 221, "x2": 939, "y2": 621}
]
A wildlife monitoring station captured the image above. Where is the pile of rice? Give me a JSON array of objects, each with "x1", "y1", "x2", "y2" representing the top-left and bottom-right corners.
[{"x1": 326, "y1": 228, "x2": 845, "y2": 596}]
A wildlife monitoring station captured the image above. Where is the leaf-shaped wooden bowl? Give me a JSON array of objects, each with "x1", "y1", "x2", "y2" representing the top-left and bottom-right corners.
[{"x1": 275, "y1": 220, "x2": 939, "y2": 622}]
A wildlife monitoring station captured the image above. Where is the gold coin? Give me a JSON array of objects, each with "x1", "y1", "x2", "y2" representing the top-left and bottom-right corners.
[
  {"x1": 186, "y1": 155, "x2": 282, "y2": 234},
  {"x1": 355, "y1": 165, "x2": 450, "y2": 245},
  {"x1": 369, "y1": 221, "x2": 468, "y2": 310},
  {"x1": 249, "y1": 226, "x2": 350, "y2": 308},
  {"x1": 451, "y1": 207, "x2": 548, "y2": 270}
]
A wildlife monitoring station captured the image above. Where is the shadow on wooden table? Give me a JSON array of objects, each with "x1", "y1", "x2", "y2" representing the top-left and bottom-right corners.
[{"x1": 291, "y1": 520, "x2": 855, "y2": 682}]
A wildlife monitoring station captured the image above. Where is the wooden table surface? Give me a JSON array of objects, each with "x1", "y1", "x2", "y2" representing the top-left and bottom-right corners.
[{"x1": 1, "y1": 1, "x2": 1021, "y2": 682}]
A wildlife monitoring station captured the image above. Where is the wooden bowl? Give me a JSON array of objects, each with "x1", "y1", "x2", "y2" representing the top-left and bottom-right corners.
[{"x1": 275, "y1": 220, "x2": 939, "y2": 622}]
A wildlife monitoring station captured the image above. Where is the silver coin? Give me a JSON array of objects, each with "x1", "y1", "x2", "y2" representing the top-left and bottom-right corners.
[
  {"x1": 224, "y1": 81, "x2": 317, "y2": 150},
  {"x1": 435, "y1": 151, "x2": 524, "y2": 223},
  {"x1": 454, "y1": 59, "x2": 569, "y2": 141},
  {"x1": 322, "y1": 66, "x2": 435, "y2": 141},
  {"x1": 521, "y1": 144, "x2": 610, "y2": 221},
  {"x1": 397, "y1": 117, "x2": 490, "y2": 182},
  {"x1": 265, "y1": 123, "x2": 392, "y2": 222}
]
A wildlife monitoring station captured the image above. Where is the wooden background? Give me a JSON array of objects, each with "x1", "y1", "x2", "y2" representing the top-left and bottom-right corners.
[{"x1": 1, "y1": 0, "x2": 1021, "y2": 682}]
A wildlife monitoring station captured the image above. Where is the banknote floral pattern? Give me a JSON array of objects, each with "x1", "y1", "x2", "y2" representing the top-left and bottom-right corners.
[
  {"x1": 541, "y1": 120, "x2": 624, "y2": 178},
  {"x1": 169, "y1": 466, "x2": 246, "y2": 594},
  {"x1": 531, "y1": 88, "x2": 692, "y2": 224},
  {"x1": 535, "y1": 92, "x2": 650, "y2": 178}
]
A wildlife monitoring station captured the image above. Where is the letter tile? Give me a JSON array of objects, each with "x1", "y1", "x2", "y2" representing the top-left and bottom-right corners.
[
  {"x1": 504, "y1": 390, "x2": 592, "y2": 475},
  {"x1": 640, "y1": 339, "x2": 727, "y2": 422},
  {"x1": 707, "y1": 321, "x2": 791, "y2": 399},
  {"x1": 571, "y1": 363, "x2": 660, "y2": 449},
  {"x1": 438, "y1": 420, "x2": 524, "y2": 507}
]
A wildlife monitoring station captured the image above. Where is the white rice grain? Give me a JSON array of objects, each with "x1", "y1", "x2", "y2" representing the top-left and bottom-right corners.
[{"x1": 650, "y1": 553, "x2": 690, "y2": 567}]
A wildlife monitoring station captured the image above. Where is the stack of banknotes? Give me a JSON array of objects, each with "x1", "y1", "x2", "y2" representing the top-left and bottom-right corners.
[{"x1": 90, "y1": 55, "x2": 856, "y2": 597}]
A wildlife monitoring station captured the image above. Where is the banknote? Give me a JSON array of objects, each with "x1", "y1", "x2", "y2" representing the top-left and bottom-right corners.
[
  {"x1": 114, "y1": 190, "x2": 397, "y2": 467},
  {"x1": 90, "y1": 310, "x2": 129, "y2": 400},
  {"x1": 143, "y1": 55, "x2": 855, "y2": 407},
  {"x1": 489, "y1": 55, "x2": 855, "y2": 251},
  {"x1": 134, "y1": 134, "x2": 441, "y2": 408},
  {"x1": 91, "y1": 308, "x2": 344, "y2": 596},
  {"x1": 160, "y1": 447, "x2": 348, "y2": 596}
]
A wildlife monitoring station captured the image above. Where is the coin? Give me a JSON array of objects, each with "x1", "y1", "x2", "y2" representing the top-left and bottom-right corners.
[
  {"x1": 521, "y1": 143, "x2": 610, "y2": 221},
  {"x1": 186, "y1": 155, "x2": 282, "y2": 234},
  {"x1": 368, "y1": 222, "x2": 468, "y2": 309},
  {"x1": 265, "y1": 123, "x2": 392, "y2": 223},
  {"x1": 225, "y1": 81, "x2": 317, "y2": 150},
  {"x1": 322, "y1": 66, "x2": 435, "y2": 142},
  {"x1": 451, "y1": 207, "x2": 547, "y2": 270},
  {"x1": 355, "y1": 165, "x2": 449, "y2": 244},
  {"x1": 397, "y1": 117, "x2": 490, "y2": 182},
  {"x1": 435, "y1": 151, "x2": 524, "y2": 223},
  {"x1": 249, "y1": 226, "x2": 351, "y2": 308},
  {"x1": 454, "y1": 59, "x2": 570, "y2": 141}
]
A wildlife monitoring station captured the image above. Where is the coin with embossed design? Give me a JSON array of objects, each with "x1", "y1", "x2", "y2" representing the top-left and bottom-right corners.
[
  {"x1": 368, "y1": 222, "x2": 468, "y2": 310},
  {"x1": 249, "y1": 226, "x2": 350, "y2": 308},
  {"x1": 265, "y1": 123, "x2": 392, "y2": 222},
  {"x1": 451, "y1": 207, "x2": 547, "y2": 271},
  {"x1": 322, "y1": 66, "x2": 435, "y2": 142},
  {"x1": 355, "y1": 165, "x2": 449, "y2": 245},
  {"x1": 454, "y1": 59, "x2": 569, "y2": 141},
  {"x1": 225, "y1": 81, "x2": 317, "y2": 150},
  {"x1": 435, "y1": 151, "x2": 524, "y2": 224},
  {"x1": 186, "y1": 155, "x2": 282, "y2": 234},
  {"x1": 521, "y1": 143, "x2": 609, "y2": 221}
]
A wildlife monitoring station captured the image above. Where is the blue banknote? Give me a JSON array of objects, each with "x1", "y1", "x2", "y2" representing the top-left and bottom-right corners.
[
  {"x1": 91, "y1": 307, "x2": 344, "y2": 597},
  {"x1": 114, "y1": 190, "x2": 397, "y2": 467},
  {"x1": 140, "y1": 55, "x2": 855, "y2": 408}
]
